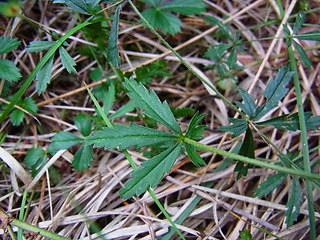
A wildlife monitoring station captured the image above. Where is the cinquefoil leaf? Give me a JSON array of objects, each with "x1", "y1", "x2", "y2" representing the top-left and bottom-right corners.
[
  {"x1": 36, "y1": 55, "x2": 54, "y2": 93},
  {"x1": 254, "y1": 66, "x2": 293, "y2": 120},
  {"x1": 75, "y1": 114, "x2": 92, "y2": 137},
  {"x1": 236, "y1": 88, "x2": 257, "y2": 118},
  {"x1": 26, "y1": 41, "x2": 55, "y2": 53},
  {"x1": 107, "y1": 4, "x2": 121, "y2": 67},
  {"x1": 73, "y1": 144, "x2": 94, "y2": 172},
  {"x1": 87, "y1": 123, "x2": 178, "y2": 150},
  {"x1": 253, "y1": 173, "x2": 287, "y2": 198},
  {"x1": 120, "y1": 142, "x2": 182, "y2": 200},
  {"x1": 160, "y1": 0, "x2": 205, "y2": 15},
  {"x1": 285, "y1": 177, "x2": 302, "y2": 226},
  {"x1": 185, "y1": 112, "x2": 206, "y2": 140},
  {"x1": 185, "y1": 143, "x2": 205, "y2": 167},
  {"x1": 292, "y1": 40, "x2": 311, "y2": 68},
  {"x1": 48, "y1": 131, "x2": 83, "y2": 153},
  {"x1": 0, "y1": 59, "x2": 21, "y2": 82},
  {"x1": 219, "y1": 118, "x2": 248, "y2": 137},
  {"x1": 123, "y1": 78, "x2": 182, "y2": 134},
  {"x1": 59, "y1": 46, "x2": 77, "y2": 73},
  {"x1": 294, "y1": 31, "x2": 320, "y2": 41},
  {"x1": 0, "y1": 36, "x2": 20, "y2": 55}
]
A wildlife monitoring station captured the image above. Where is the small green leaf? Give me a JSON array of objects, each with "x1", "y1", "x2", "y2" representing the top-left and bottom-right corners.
[
  {"x1": 255, "y1": 112, "x2": 320, "y2": 131},
  {"x1": 72, "y1": 144, "x2": 94, "y2": 171},
  {"x1": 294, "y1": 31, "x2": 320, "y2": 41},
  {"x1": 171, "y1": 106, "x2": 195, "y2": 118},
  {"x1": 292, "y1": 40, "x2": 311, "y2": 68},
  {"x1": 253, "y1": 173, "x2": 287, "y2": 197},
  {"x1": 123, "y1": 78, "x2": 182, "y2": 134},
  {"x1": 142, "y1": 8, "x2": 182, "y2": 35},
  {"x1": 90, "y1": 67, "x2": 103, "y2": 81},
  {"x1": 87, "y1": 123, "x2": 178, "y2": 150},
  {"x1": 23, "y1": 97, "x2": 38, "y2": 114},
  {"x1": 103, "y1": 83, "x2": 115, "y2": 114},
  {"x1": 235, "y1": 127, "x2": 254, "y2": 179},
  {"x1": 185, "y1": 143, "x2": 205, "y2": 167},
  {"x1": 119, "y1": 142, "x2": 182, "y2": 200},
  {"x1": 26, "y1": 41, "x2": 55, "y2": 53},
  {"x1": 0, "y1": 59, "x2": 22, "y2": 82},
  {"x1": 235, "y1": 88, "x2": 257, "y2": 118},
  {"x1": 134, "y1": 60, "x2": 171, "y2": 85},
  {"x1": 64, "y1": 0, "x2": 90, "y2": 14},
  {"x1": 48, "y1": 131, "x2": 83, "y2": 153},
  {"x1": 0, "y1": 36, "x2": 20, "y2": 55},
  {"x1": 254, "y1": 66, "x2": 293, "y2": 120},
  {"x1": 109, "y1": 100, "x2": 135, "y2": 119},
  {"x1": 219, "y1": 118, "x2": 248, "y2": 137},
  {"x1": 160, "y1": 0, "x2": 205, "y2": 15},
  {"x1": 24, "y1": 146, "x2": 47, "y2": 177},
  {"x1": 227, "y1": 48, "x2": 237, "y2": 69},
  {"x1": 10, "y1": 109, "x2": 24, "y2": 126},
  {"x1": 107, "y1": 4, "x2": 121, "y2": 67},
  {"x1": 36, "y1": 55, "x2": 54, "y2": 93},
  {"x1": 285, "y1": 177, "x2": 302, "y2": 226},
  {"x1": 293, "y1": 11, "x2": 305, "y2": 34},
  {"x1": 59, "y1": 46, "x2": 77, "y2": 73},
  {"x1": 239, "y1": 229, "x2": 252, "y2": 240},
  {"x1": 185, "y1": 112, "x2": 206, "y2": 140},
  {"x1": 205, "y1": 44, "x2": 231, "y2": 62},
  {"x1": 75, "y1": 114, "x2": 92, "y2": 137},
  {"x1": 204, "y1": 16, "x2": 234, "y2": 41}
]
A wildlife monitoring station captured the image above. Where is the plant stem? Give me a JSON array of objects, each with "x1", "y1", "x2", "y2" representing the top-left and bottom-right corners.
[
  {"x1": 183, "y1": 137, "x2": 320, "y2": 181},
  {"x1": 10, "y1": 218, "x2": 71, "y2": 240},
  {"x1": 287, "y1": 41, "x2": 316, "y2": 239},
  {"x1": 127, "y1": 0, "x2": 246, "y2": 120}
]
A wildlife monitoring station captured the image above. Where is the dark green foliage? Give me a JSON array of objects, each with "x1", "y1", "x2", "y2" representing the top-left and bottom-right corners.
[
  {"x1": 53, "y1": 0, "x2": 102, "y2": 15},
  {"x1": 24, "y1": 146, "x2": 47, "y2": 177},
  {"x1": 239, "y1": 229, "x2": 252, "y2": 240},
  {"x1": 48, "y1": 131, "x2": 83, "y2": 153},
  {"x1": 0, "y1": 36, "x2": 20, "y2": 54},
  {"x1": 285, "y1": 177, "x2": 302, "y2": 226},
  {"x1": 236, "y1": 88, "x2": 257, "y2": 119},
  {"x1": 141, "y1": 0, "x2": 205, "y2": 35},
  {"x1": 219, "y1": 118, "x2": 248, "y2": 137},
  {"x1": 253, "y1": 173, "x2": 287, "y2": 198},
  {"x1": 9, "y1": 97, "x2": 38, "y2": 126},
  {"x1": 107, "y1": 4, "x2": 121, "y2": 67}
]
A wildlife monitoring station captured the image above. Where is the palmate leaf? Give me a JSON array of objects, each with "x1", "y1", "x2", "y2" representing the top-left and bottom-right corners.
[
  {"x1": 285, "y1": 177, "x2": 302, "y2": 226},
  {"x1": 73, "y1": 144, "x2": 94, "y2": 171},
  {"x1": 0, "y1": 59, "x2": 22, "y2": 82},
  {"x1": 235, "y1": 88, "x2": 257, "y2": 118},
  {"x1": 123, "y1": 78, "x2": 182, "y2": 134},
  {"x1": 59, "y1": 46, "x2": 77, "y2": 73},
  {"x1": 107, "y1": 4, "x2": 121, "y2": 67},
  {"x1": 86, "y1": 123, "x2": 178, "y2": 150},
  {"x1": 219, "y1": 118, "x2": 248, "y2": 137},
  {"x1": 36, "y1": 55, "x2": 54, "y2": 93},
  {"x1": 119, "y1": 142, "x2": 182, "y2": 200},
  {"x1": 253, "y1": 172, "x2": 287, "y2": 198},
  {"x1": 254, "y1": 66, "x2": 293, "y2": 120},
  {"x1": 0, "y1": 36, "x2": 20, "y2": 55}
]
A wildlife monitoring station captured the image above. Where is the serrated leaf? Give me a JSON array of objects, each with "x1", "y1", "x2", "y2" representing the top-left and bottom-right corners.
[
  {"x1": 204, "y1": 15, "x2": 234, "y2": 41},
  {"x1": 255, "y1": 112, "x2": 320, "y2": 131},
  {"x1": 0, "y1": 36, "x2": 20, "y2": 55},
  {"x1": 64, "y1": 0, "x2": 90, "y2": 14},
  {"x1": 36, "y1": 55, "x2": 54, "y2": 93},
  {"x1": 103, "y1": 83, "x2": 115, "y2": 114},
  {"x1": 253, "y1": 173, "x2": 287, "y2": 198},
  {"x1": 254, "y1": 66, "x2": 293, "y2": 120},
  {"x1": 292, "y1": 40, "x2": 311, "y2": 68},
  {"x1": 109, "y1": 100, "x2": 135, "y2": 119},
  {"x1": 135, "y1": 60, "x2": 171, "y2": 85},
  {"x1": 123, "y1": 78, "x2": 181, "y2": 134},
  {"x1": 48, "y1": 131, "x2": 83, "y2": 153},
  {"x1": 119, "y1": 142, "x2": 182, "y2": 200},
  {"x1": 185, "y1": 112, "x2": 206, "y2": 140},
  {"x1": 227, "y1": 48, "x2": 237, "y2": 69},
  {"x1": 285, "y1": 177, "x2": 302, "y2": 226},
  {"x1": 107, "y1": 4, "x2": 121, "y2": 67},
  {"x1": 235, "y1": 88, "x2": 257, "y2": 118},
  {"x1": 87, "y1": 123, "x2": 178, "y2": 150},
  {"x1": 160, "y1": 0, "x2": 205, "y2": 15},
  {"x1": 23, "y1": 97, "x2": 38, "y2": 114},
  {"x1": 219, "y1": 118, "x2": 248, "y2": 137},
  {"x1": 59, "y1": 46, "x2": 76, "y2": 73},
  {"x1": 72, "y1": 144, "x2": 94, "y2": 171},
  {"x1": 10, "y1": 109, "x2": 24, "y2": 126},
  {"x1": 294, "y1": 31, "x2": 320, "y2": 41},
  {"x1": 293, "y1": 11, "x2": 305, "y2": 34},
  {"x1": 26, "y1": 41, "x2": 55, "y2": 53},
  {"x1": 142, "y1": 8, "x2": 182, "y2": 35},
  {"x1": 75, "y1": 114, "x2": 92, "y2": 137},
  {"x1": 185, "y1": 143, "x2": 205, "y2": 167},
  {"x1": 235, "y1": 127, "x2": 255, "y2": 179},
  {"x1": 171, "y1": 106, "x2": 195, "y2": 118},
  {"x1": 25, "y1": 146, "x2": 46, "y2": 168},
  {"x1": 205, "y1": 44, "x2": 231, "y2": 61},
  {"x1": 0, "y1": 59, "x2": 22, "y2": 82}
]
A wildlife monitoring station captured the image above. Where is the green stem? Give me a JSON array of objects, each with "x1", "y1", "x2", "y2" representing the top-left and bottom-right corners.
[
  {"x1": 183, "y1": 137, "x2": 320, "y2": 181},
  {"x1": 10, "y1": 219, "x2": 71, "y2": 240},
  {"x1": 17, "y1": 189, "x2": 28, "y2": 240},
  {"x1": 287, "y1": 41, "x2": 316, "y2": 239},
  {"x1": 127, "y1": 0, "x2": 246, "y2": 120}
]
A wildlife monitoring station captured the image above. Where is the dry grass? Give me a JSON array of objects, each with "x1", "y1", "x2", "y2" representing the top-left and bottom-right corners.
[{"x1": 1, "y1": 0, "x2": 320, "y2": 239}]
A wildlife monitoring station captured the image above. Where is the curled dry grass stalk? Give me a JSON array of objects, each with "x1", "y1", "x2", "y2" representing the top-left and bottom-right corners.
[{"x1": 0, "y1": 0, "x2": 320, "y2": 239}]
